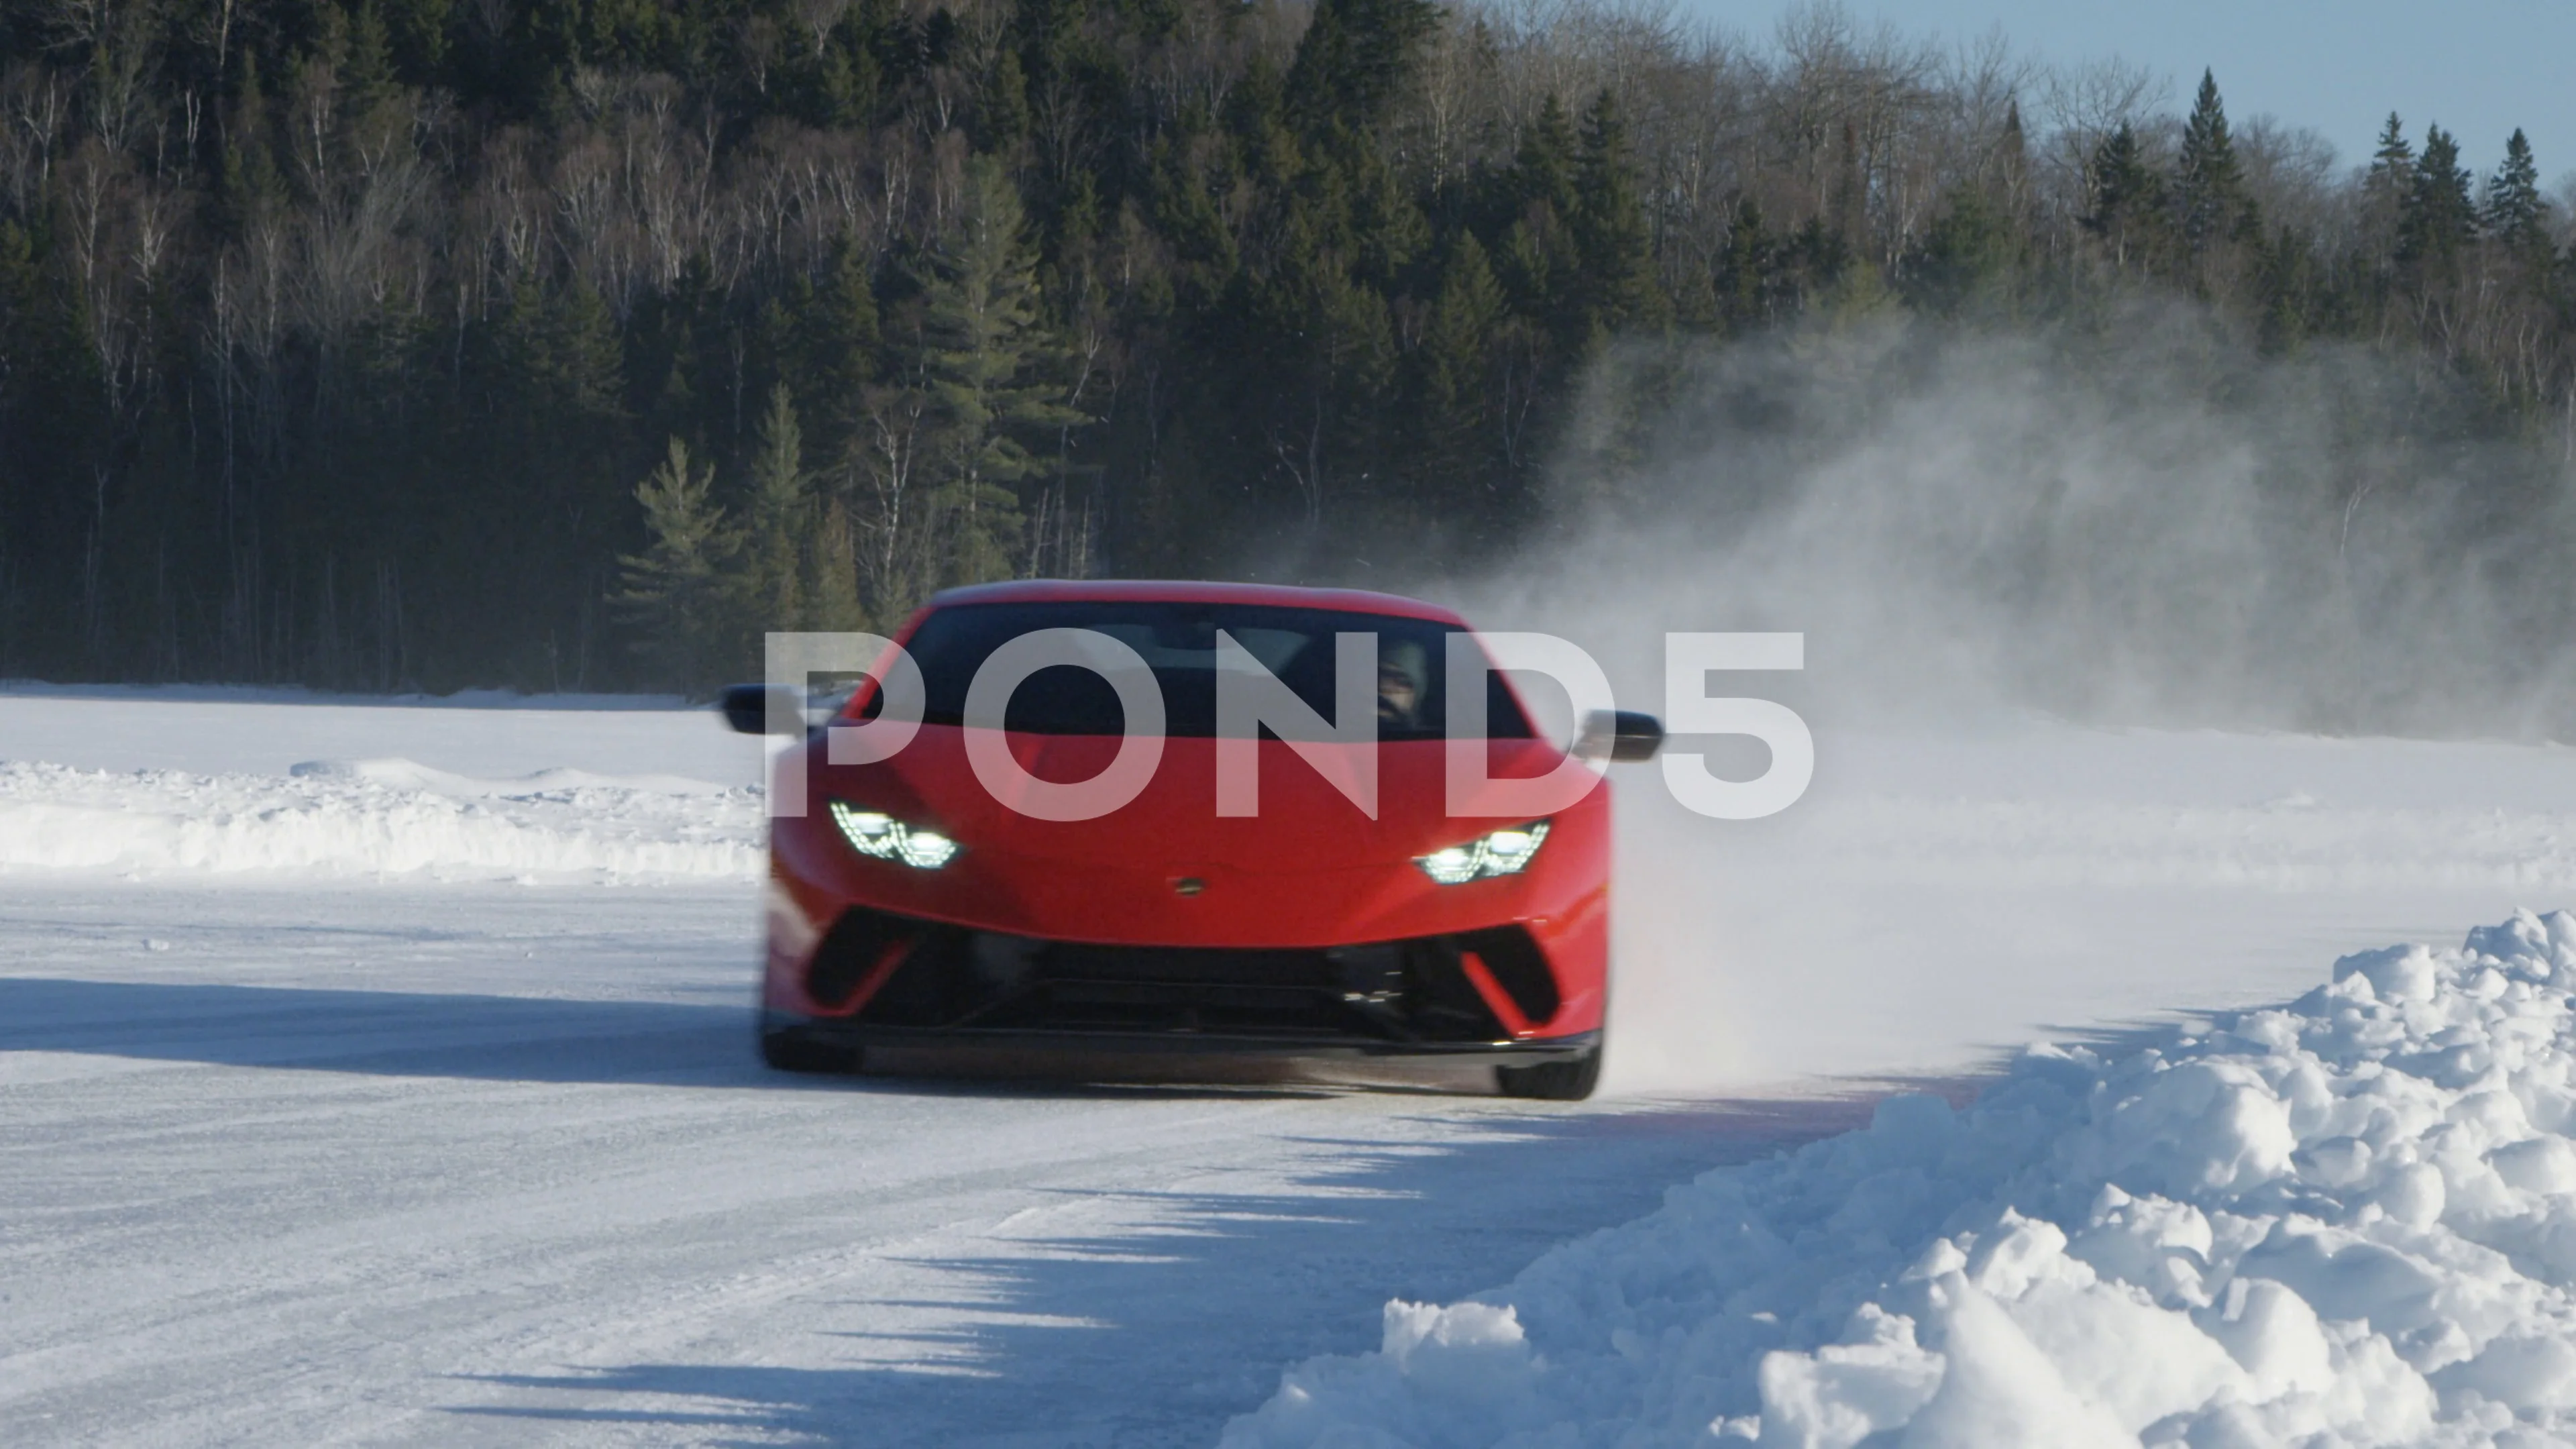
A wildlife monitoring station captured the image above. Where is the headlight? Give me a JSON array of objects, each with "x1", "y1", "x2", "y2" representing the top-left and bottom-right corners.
[
  {"x1": 828, "y1": 802, "x2": 960, "y2": 869},
  {"x1": 1415, "y1": 821, "x2": 1549, "y2": 884}
]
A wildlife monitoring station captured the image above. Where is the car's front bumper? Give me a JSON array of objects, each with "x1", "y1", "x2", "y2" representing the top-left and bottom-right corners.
[
  {"x1": 762, "y1": 1010, "x2": 1601, "y2": 1065},
  {"x1": 765, "y1": 901, "x2": 1590, "y2": 1055}
]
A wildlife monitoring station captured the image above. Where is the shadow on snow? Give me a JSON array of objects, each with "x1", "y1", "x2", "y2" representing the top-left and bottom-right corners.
[
  {"x1": 0, "y1": 976, "x2": 1360, "y2": 1098},
  {"x1": 436, "y1": 1098, "x2": 1908, "y2": 1448},
  {"x1": 2, "y1": 973, "x2": 1970, "y2": 1446}
]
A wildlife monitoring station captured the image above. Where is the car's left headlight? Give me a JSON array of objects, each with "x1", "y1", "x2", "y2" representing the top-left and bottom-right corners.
[
  {"x1": 828, "y1": 802, "x2": 961, "y2": 869},
  {"x1": 1415, "y1": 821, "x2": 1550, "y2": 885}
]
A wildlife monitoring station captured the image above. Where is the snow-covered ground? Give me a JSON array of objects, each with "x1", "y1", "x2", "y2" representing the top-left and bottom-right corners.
[
  {"x1": 1229, "y1": 914, "x2": 2576, "y2": 1446},
  {"x1": 11, "y1": 684, "x2": 2576, "y2": 1444},
  {"x1": 5, "y1": 882, "x2": 1811, "y2": 1446}
]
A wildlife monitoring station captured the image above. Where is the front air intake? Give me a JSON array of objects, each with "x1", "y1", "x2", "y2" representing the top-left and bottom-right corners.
[{"x1": 804, "y1": 906, "x2": 1558, "y2": 1043}]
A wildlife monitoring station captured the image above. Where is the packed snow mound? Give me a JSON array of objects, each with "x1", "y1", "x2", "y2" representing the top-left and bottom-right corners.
[
  {"x1": 0, "y1": 758, "x2": 761, "y2": 881},
  {"x1": 285, "y1": 756, "x2": 735, "y2": 797},
  {"x1": 1227, "y1": 912, "x2": 2576, "y2": 1448},
  {"x1": 0, "y1": 680, "x2": 691, "y2": 709}
]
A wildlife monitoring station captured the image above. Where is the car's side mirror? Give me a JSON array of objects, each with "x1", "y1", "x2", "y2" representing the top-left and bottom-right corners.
[
  {"x1": 719, "y1": 683, "x2": 804, "y2": 736},
  {"x1": 1576, "y1": 709, "x2": 1664, "y2": 763}
]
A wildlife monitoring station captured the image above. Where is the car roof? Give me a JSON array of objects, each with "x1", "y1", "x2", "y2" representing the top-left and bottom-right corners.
[{"x1": 924, "y1": 578, "x2": 1471, "y2": 626}]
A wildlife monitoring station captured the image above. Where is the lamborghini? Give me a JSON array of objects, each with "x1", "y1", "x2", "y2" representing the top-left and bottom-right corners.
[{"x1": 722, "y1": 580, "x2": 1660, "y2": 1099}]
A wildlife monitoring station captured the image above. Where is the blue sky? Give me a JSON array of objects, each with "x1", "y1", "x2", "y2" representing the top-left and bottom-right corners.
[{"x1": 1694, "y1": 0, "x2": 2576, "y2": 186}]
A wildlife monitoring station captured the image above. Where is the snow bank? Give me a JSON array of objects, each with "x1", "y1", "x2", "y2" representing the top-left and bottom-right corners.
[
  {"x1": 286, "y1": 756, "x2": 734, "y2": 798},
  {"x1": 0, "y1": 680, "x2": 691, "y2": 709},
  {"x1": 1228, "y1": 913, "x2": 2576, "y2": 1448},
  {"x1": 0, "y1": 688, "x2": 760, "y2": 782},
  {"x1": 0, "y1": 758, "x2": 761, "y2": 881}
]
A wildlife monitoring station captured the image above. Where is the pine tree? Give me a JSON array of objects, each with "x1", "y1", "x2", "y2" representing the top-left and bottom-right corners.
[
  {"x1": 912, "y1": 156, "x2": 1084, "y2": 591},
  {"x1": 740, "y1": 382, "x2": 868, "y2": 635},
  {"x1": 1498, "y1": 95, "x2": 1580, "y2": 320},
  {"x1": 798, "y1": 236, "x2": 881, "y2": 455},
  {"x1": 1284, "y1": 0, "x2": 1442, "y2": 136},
  {"x1": 380, "y1": 0, "x2": 453, "y2": 80},
  {"x1": 1346, "y1": 138, "x2": 1431, "y2": 284},
  {"x1": 1150, "y1": 134, "x2": 1242, "y2": 309},
  {"x1": 2080, "y1": 123, "x2": 2164, "y2": 272},
  {"x1": 1908, "y1": 187, "x2": 2015, "y2": 315},
  {"x1": 2253, "y1": 222, "x2": 2324, "y2": 354},
  {"x1": 1421, "y1": 233, "x2": 1502, "y2": 411},
  {"x1": 537, "y1": 278, "x2": 629, "y2": 543},
  {"x1": 344, "y1": 0, "x2": 401, "y2": 115},
  {"x1": 743, "y1": 384, "x2": 808, "y2": 632},
  {"x1": 2175, "y1": 70, "x2": 2255, "y2": 251},
  {"x1": 1511, "y1": 95, "x2": 1578, "y2": 219},
  {"x1": 1413, "y1": 230, "x2": 1503, "y2": 512},
  {"x1": 615, "y1": 439, "x2": 740, "y2": 692},
  {"x1": 1782, "y1": 215, "x2": 1851, "y2": 303},
  {"x1": 978, "y1": 47, "x2": 1031, "y2": 154},
  {"x1": 216, "y1": 51, "x2": 286, "y2": 246},
  {"x1": 2483, "y1": 129, "x2": 2550, "y2": 260},
  {"x1": 1573, "y1": 89, "x2": 1664, "y2": 339},
  {"x1": 533, "y1": 280, "x2": 627, "y2": 422},
  {"x1": 2361, "y1": 113, "x2": 2414, "y2": 263},
  {"x1": 808, "y1": 498, "x2": 868, "y2": 633},
  {"x1": 1994, "y1": 99, "x2": 2030, "y2": 212},
  {"x1": 2366, "y1": 114, "x2": 2414, "y2": 198},
  {"x1": 1713, "y1": 197, "x2": 1778, "y2": 331},
  {"x1": 2399, "y1": 123, "x2": 2478, "y2": 268}
]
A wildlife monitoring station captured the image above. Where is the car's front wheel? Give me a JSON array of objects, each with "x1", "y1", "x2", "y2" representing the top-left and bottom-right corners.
[
  {"x1": 759, "y1": 1026, "x2": 864, "y2": 1075},
  {"x1": 1495, "y1": 1043, "x2": 1601, "y2": 1101}
]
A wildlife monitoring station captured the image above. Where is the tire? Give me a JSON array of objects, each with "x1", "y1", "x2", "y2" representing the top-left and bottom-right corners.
[
  {"x1": 759, "y1": 1027, "x2": 863, "y2": 1075},
  {"x1": 1495, "y1": 1044, "x2": 1601, "y2": 1102}
]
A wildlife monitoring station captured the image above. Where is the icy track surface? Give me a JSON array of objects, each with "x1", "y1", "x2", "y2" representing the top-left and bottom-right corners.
[
  {"x1": 1228, "y1": 914, "x2": 2576, "y2": 1448},
  {"x1": 0, "y1": 883, "x2": 1818, "y2": 1447}
]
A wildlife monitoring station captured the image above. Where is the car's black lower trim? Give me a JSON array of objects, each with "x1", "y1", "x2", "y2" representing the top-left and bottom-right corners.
[
  {"x1": 804, "y1": 904, "x2": 1566, "y2": 1046},
  {"x1": 765, "y1": 1010, "x2": 1600, "y2": 1065}
]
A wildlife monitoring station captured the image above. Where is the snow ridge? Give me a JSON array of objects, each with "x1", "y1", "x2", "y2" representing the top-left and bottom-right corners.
[
  {"x1": 0, "y1": 758, "x2": 761, "y2": 881},
  {"x1": 1228, "y1": 913, "x2": 2576, "y2": 1448}
]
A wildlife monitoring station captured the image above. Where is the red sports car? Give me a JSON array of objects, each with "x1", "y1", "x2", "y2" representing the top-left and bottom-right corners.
[{"x1": 722, "y1": 580, "x2": 1661, "y2": 1099}]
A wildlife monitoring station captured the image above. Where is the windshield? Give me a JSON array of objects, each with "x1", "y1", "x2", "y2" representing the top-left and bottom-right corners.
[{"x1": 860, "y1": 600, "x2": 1537, "y2": 740}]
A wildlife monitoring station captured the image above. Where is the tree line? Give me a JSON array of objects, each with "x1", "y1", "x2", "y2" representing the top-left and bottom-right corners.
[{"x1": 0, "y1": 0, "x2": 2569, "y2": 691}]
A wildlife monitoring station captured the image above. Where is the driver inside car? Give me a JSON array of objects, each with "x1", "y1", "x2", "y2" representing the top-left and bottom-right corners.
[{"x1": 1376, "y1": 640, "x2": 1428, "y2": 730}]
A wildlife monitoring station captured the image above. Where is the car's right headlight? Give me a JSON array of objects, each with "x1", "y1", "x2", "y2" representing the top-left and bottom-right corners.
[
  {"x1": 828, "y1": 802, "x2": 960, "y2": 869},
  {"x1": 1415, "y1": 821, "x2": 1549, "y2": 884}
]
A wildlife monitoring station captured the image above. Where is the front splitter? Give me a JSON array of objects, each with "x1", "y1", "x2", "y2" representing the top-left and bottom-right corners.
[{"x1": 765, "y1": 1011, "x2": 1599, "y2": 1067}]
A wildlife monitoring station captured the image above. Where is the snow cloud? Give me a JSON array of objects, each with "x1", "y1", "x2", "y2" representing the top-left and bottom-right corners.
[{"x1": 1458, "y1": 306, "x2": 2576, "y2": 741}]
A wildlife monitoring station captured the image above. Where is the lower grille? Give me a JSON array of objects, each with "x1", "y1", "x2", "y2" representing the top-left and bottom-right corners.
[{"x1": 804, "y1": 906, "x2": 1558, "y2": 1043}]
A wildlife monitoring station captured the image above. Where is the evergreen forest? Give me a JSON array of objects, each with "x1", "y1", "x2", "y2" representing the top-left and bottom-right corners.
[{"x1": 0, "y1": 0, "x2": 2570, "y2": 691}]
